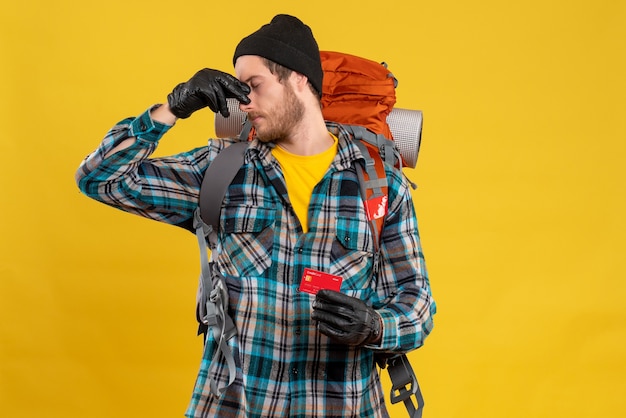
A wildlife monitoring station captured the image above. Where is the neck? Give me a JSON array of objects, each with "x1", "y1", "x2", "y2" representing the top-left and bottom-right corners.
[{"x1": 277, "y1": 114, "x2": 331, "y2": 156}]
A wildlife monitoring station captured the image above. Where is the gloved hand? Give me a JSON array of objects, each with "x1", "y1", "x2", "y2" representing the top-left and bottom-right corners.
[
  {"x1": 311, "y1": 289, "x2": 382, "y2": 346},
  {"x1": 167, "y1": 68, "x2": 251, "y2": 119}
]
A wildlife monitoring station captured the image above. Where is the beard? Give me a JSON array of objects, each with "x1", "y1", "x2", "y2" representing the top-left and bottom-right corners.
[{"x1": 251, "y1": 83, "x2": 305, "y2": 143}]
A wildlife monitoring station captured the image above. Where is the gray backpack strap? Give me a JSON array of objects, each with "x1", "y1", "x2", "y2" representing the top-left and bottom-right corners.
[
  {"x1": 346, "y1": 126, "x2": 389, "y2": 200},
  {"x1": 193, "y1": 212, "x2": 237, "y2": 396},
  {"x1": 199, "y1": 141, "x2": 249, "y2": 241},
  {"x1": 193, "y1": 139, "x2": 250, "y2": 396},
  {"x1": 387, "y1": 354, "x2": 425, "y2": 418}
]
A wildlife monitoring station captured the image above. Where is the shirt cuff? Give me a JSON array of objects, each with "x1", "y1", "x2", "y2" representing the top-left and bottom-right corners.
[
  {"x1": 364, "y1": 309, "x2": 391, "y2": 350},
  {"x1": 128, "y1": 105, "x2": 173, "y2": 142}
]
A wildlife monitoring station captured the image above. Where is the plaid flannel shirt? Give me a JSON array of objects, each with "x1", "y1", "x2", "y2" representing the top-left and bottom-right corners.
[{"x1": 76, "y1": 107, "x2": 436, "y2": 418}]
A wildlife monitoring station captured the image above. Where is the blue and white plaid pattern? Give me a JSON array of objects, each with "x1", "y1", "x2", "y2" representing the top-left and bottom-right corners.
[{"x1": 76, "y1": 107, "x2": 436, "y2": 418}]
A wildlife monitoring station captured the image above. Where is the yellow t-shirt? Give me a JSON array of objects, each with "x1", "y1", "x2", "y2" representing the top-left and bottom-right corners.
[{"x1": 272, "y1": 134, "x2": 338, "y2": 233}]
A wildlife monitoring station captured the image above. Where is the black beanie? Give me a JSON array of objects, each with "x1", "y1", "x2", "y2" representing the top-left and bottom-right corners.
[{"x1": 233, "y1": 14, "x2": 323, "y2": 95}]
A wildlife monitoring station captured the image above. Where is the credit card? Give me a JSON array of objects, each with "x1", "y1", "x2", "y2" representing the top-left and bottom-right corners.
[{"x1": 299, "y1": 268, "x2": 343, "y2": 295}]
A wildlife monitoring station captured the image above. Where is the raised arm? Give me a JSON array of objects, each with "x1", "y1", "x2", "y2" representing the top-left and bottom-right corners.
[
  {"x1": 75, "y1": 105, "x2": 210, "y2": 227},
  {"x1": 75, "y1": 68, "x2": 251, "y2": 228}
]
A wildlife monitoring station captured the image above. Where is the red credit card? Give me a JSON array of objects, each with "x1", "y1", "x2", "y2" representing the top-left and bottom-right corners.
[{"x1": 299, "y1": 268, "x2": 343, "y2": 295}]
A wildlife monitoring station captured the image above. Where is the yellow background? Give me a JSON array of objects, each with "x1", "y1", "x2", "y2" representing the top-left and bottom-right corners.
[{"x1": 1, "y1": 1, "x2": 625, "y2": 417}]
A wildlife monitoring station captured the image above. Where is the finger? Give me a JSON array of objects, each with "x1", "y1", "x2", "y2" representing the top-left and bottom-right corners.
[
  {"x1": 235, "y1": 92, "x2": 251, "y2": 105},
  {"x1": 315, "y1": 289, "x2": 353, "y2": 305},
  {"x1": 317, "y1": 321, "x2": 347, "y2": 340},
  {"x1": 311, "y1": 308, "x2": 332, "y2": 323},
  {"x1": 219, "y1": 76, "x2": 251, "y2": 104},
  {"x1": 227, "y1": 85, "x2": 251, "y2": 105},
  {"x1": 211, "y1": 84, "x2": 230, "y2": 118},
  {"x1": 312, "y1": 300, "x2": 349, "y2": 317},
  {"x1": 311, "y1": 307, "x2": 352, "y2": 328}
]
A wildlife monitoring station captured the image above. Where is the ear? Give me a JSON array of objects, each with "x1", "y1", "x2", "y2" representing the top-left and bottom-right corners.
[{"x1": 290, "y1": 71, "x2": 309, "y2": 92}]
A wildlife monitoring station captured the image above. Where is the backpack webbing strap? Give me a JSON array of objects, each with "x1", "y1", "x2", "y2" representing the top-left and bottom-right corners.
[
  {"x1": 193, "y1": 213, "x2": 238, "y2": 396},
  {"x1": 354, "y1": 163, "x2": 382, "y2": 259},
  {"x1": 348, "y1": 127, "x2": 388, "y2": 198},
  {"x1": 387, "y1": 354, "x2": 425, "y2": 418},
  {"x1": 193, "y1": 140, "x2": 250, "y2": 396},
  {"x1": 350, "y1": 127, "x2": 389, "y2": 258},
  {"x1": 199, "y1": 141, "x2": 250, "y2": 244}
]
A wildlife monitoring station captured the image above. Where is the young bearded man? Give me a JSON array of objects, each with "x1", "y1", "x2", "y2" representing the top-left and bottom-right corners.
[{"x1": 76, "y1": 14, "x2": 436, "y2": 418}]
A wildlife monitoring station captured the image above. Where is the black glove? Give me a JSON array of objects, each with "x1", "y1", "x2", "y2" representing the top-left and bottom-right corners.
[
  {"x1": 311, "y1": 289, "x2": 382, "y2": 346},
  {"x1": 167, "y1": 68, "x2": 251, "y2": 119}
]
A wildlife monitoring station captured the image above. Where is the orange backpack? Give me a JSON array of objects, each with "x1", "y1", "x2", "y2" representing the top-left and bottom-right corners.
[
  {"x1": 320, "y1": 50, "x2": 397, "y2": 140},
  {"x1": 320, "y1": 50, "x2": 407, "y2": 252}
]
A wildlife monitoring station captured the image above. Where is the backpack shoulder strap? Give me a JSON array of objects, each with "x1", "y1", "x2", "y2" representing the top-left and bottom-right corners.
[
  {"x1": 387, "y1": 354, "x2": 425, "y2": 418},
  {"x1": 198, "y1": 120, "x2": 254, "y2": 237},
  {"x1": 344, "y1": 125, "x2": 390, "y2": 254},
  {"x1": 345, "y1": 125, "x2": 426, "y2": 418},
  {"x1": 192, "y1": 133, "x2": 251, "y2": 397},
  {"x1": 198, "y1": 141, "x2": 249, "y2": 242}
]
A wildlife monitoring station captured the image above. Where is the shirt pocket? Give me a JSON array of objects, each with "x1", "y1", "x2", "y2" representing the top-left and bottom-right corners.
[
  {"x1": 330, "y1": 214, "x2": 375, "y2": 291},
  {"x1": 217, "y1": 205, "x2": 275, "y2": 277}
]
